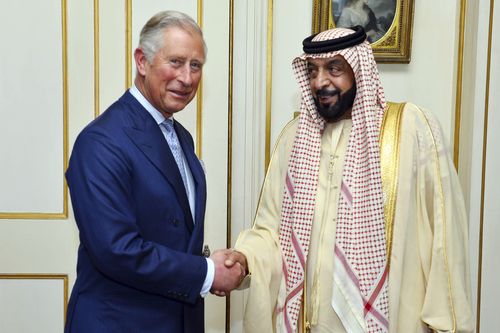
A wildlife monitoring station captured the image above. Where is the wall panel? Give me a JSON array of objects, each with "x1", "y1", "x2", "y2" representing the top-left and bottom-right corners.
[
  {"x1": 269, "y1": 0, "x2": 312, "y2": 159},
  {"x1": 0, "y1": 0, "x2": 67, "y2": 216},
  {"x1": 202, "y1": 0, "x2": 231, "y2": 330},
  {"x1": 230, "y1": 1, "x2": 269, "y2": 329},
  {"x1": 0, "y1": 275, "x2": 67, "y2": 333},
  {"x1": 478, "y1": 1, "x2": 499, "y2": 331},
  {"x1": 99, "y1": 0, "x2": 127, "y2": 113}
]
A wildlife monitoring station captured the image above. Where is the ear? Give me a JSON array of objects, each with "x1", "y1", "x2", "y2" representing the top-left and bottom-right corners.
[{"x1": 134, "y1": 48, "x2": 148, "y2": 76}]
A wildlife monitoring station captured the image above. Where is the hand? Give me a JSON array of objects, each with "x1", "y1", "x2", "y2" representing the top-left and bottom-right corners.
[
  {"x1": 210, "y1": 249, "x2": 246, "y2": 297},
  {"x1": 224, "y1": 250, "x2": 248, "y2": 276}
]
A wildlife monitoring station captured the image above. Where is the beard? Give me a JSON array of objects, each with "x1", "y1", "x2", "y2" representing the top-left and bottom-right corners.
[{"x1": 313, "y1": 84, "x2": 357, "y2": 122}]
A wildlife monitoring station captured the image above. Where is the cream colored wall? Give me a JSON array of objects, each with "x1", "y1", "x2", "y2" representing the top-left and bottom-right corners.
[
  {"x1": 0, "y1": 0, "x2": 77, "y2": 331},
  {"x1": 464, "y1": 0, "x2": 500, "y2": 331},
  {"x1": 0, "y1": 0, "x2": 497, "y2": 332}
]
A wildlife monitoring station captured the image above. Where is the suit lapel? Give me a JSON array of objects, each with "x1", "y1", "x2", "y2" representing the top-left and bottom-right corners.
[
  {"x1": 123, "y1": 103, "x2": 194, "y2": 231},
  {"x1": 175, "y1": 123, "x2": 206, "y2": 228}
]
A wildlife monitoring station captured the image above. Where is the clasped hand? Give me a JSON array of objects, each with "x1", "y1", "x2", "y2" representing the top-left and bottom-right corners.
[{"x1": 209, "y1": 249, "x2": 247, "y2": 297}]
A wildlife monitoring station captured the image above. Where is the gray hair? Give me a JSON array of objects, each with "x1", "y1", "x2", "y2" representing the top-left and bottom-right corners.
[{"x1": 138, "y1": 10, "x2": 207, "y2": 63}]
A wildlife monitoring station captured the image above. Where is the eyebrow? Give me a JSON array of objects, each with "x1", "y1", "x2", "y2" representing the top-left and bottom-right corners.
[
  {"x1": 326, "y1": 58, "x2": 344, "y2": 67},
  {"x1": 306, "y1": 58, "x2": 345, "y2": 68}
]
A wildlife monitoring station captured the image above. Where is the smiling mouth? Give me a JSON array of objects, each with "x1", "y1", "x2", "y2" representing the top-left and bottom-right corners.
[
  {"x1": 318, "y1": 95, "x2": 338, "y2": 105},
  {"x1": 169, "y1": 90, "x2": 191, "y2": 99},
  {"x1": 316, "y1": 89, "x2": 339, "y2": 103}
]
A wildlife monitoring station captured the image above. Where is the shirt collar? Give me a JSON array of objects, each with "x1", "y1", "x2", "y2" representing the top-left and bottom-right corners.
[{"x1": 129, "y1": 84, "x2": 172, "y2": 125}]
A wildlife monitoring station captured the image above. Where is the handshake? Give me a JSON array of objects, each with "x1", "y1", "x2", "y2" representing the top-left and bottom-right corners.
[{"x1": 209, "y1": 249, "x2": 248, "y2": 296}]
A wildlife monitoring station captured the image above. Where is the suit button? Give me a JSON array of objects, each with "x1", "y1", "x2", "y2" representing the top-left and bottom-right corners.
[
  {"x1": 172, "y1": 218, "x2": 179, "y2": 227},
  {"x1": 203, "y1": 245, "x2": 211, "y2": 257}
]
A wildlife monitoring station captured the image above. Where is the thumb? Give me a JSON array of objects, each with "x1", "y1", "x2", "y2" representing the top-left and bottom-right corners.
[
  {"x1": 224, "y1": 257, "x2": 234, "y2": 267},
  {"x1": 224, "y1": 251, "x2": 239, "y2": 267}
]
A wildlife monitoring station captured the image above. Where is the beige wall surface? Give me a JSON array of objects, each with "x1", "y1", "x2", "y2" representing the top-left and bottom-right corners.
[
  {"x1": 0, "y1": 0, "x2": 497, "y2": 332},
  {"x1": 466, "y1": 0, "x2": 500, "y2": 331}
]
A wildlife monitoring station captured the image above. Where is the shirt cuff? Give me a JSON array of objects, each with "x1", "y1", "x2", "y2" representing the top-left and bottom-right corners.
[{"x1": 200, "y1": 257, "x2": 215, "y2": 297}]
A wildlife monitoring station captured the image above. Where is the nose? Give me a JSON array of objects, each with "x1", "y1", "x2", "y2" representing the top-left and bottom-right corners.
[
  {"x1": 314, "y1": 68, "x2": 330, "y2": 89},
  {"x1": 177, "y1": 65, "x2": 193, "y2": 87}
]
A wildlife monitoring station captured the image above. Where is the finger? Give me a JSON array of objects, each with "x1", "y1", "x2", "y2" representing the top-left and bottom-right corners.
[
  {"x1": 210, "y1": 289, "x2": 226, "y2": 297},
  {"x1": 224, "y1": 251, "x2": 242, "y2": 266},
  {"x1": 224, "y1": 253, "x2": 237, "y2": 267},
  {"x1": 236, "y1": 262, "x2": 246, "y2": 277}
]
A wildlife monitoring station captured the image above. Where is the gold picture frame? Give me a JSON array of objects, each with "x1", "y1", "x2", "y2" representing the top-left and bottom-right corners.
[{"x1": 312, "y1": 0, "x2": 415, "y2": 63}]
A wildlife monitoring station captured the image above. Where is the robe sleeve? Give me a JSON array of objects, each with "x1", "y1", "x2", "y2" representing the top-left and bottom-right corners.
[
  {"x1": 234, "y1": 119, "x2": 298, "y2": 333},
  {"x1": 413, "y1": 104, "x2": 474, "y2": 333}
]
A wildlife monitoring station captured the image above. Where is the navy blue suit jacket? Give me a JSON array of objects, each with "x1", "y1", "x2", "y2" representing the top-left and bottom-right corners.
[{"x1": 65, "y1": 91, "x2": 207, "y2": 333}]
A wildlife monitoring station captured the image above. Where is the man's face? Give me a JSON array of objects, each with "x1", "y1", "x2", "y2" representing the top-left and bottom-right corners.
[
  {"x1": 135, "y1": 26, "x2": 205, "y2": 118},
  {"x1": 307, "y1": 55, "x2": 356, "y2": 122}
]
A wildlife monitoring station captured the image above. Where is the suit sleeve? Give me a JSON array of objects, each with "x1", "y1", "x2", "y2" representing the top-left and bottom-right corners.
[{"x1": 67, "y1": 129, "x2": 206, "y2": 305}]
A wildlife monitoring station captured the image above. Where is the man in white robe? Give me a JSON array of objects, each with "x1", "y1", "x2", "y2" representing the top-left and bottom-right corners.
[{"x1": 224, "y1": 26, "x2": 473, "y2": 333}]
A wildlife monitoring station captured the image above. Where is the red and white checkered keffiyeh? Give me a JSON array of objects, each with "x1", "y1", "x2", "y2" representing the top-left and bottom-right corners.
[{"x1": 276, "y1": 27, "x2": 388, "y2": 332}]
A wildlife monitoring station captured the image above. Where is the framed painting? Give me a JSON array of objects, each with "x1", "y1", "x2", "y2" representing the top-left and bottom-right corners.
[{"x1": 312, "y1": 0, "x2": 415, "y2": 63}]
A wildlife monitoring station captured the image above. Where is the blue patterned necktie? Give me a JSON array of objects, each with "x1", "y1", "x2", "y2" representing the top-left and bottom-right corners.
[{"x1": 162, "y1": 119, "x2": 189, "y2": 195}]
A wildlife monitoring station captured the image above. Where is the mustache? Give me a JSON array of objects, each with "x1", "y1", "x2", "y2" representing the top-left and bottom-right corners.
[{"x1": 315, "y1": 88, "x2": 340, "y2": 98}]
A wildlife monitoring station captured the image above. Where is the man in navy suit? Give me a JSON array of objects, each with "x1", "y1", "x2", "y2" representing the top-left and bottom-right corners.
[{"x1": 65, "y1": 10, "x2": 244, "y2": 333}]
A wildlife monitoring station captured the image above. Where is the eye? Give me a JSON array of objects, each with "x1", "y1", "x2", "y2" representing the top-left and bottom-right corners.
[
  {"x1": 190, "y1": 61, "x2": 202, "y2": 72},
  {"x1": 169, "y1": 58, "x2": 182, "y2": 67},
  {"x1": 307, "y1": 65, "x2": 318, "y2": 78},
  {"x1": 329, "y1": 65, "x2": 344, "y2": 76}
]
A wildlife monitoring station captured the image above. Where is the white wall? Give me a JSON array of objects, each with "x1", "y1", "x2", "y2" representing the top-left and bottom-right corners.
[
  {"x1": 0, "y1": 0, "x2": 497, "y2": 332},
  {"x1": 466, "y1": 0, "x2": 500, "y2": 331}
]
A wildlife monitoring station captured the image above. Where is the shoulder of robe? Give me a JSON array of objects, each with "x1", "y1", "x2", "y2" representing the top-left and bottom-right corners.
[
  {"x1": 401, "y1": 102, "x2": 442, "y2": 132},
  {"x1": 273, "y1": 116, "x2": 300, "y2": 150},
  {"x1": 387, "y1": 101, "x2": 433, "y2": 131},
  {"x1": 396, "y1": 102, "x2": 449, "y2": 154}
]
